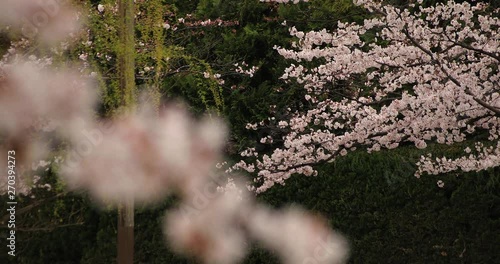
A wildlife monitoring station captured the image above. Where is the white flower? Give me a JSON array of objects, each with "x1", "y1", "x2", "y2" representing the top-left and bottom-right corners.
[
  {"x1": 437, "y1": 180, "x2": 445, "y2": 188},
  {"x1": 247, "y1": 206, "x2": 348, "y2": 264},
  {"x1": 79, "y1": 54, "x2": 88, "y2": 61},
  {"x1": 97, "y1": 4, "x2": 104, "y2": 13}
]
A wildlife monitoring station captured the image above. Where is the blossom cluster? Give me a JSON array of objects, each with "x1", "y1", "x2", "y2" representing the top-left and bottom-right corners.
[
  {"x1": 166, "y1": 179, "x2": 348, "y2": 264},
  {"x1": 233, "y1": 0, "x2": 500, "y2": 192},
  {"x1": 0, "y1": 0, "x2": 81, "y2": 44},
  {"x1": 0, "y1": 0, "x2": 92, "y2": 194},
  {"x1": 173, "y1": 16, "x2": 240, "y2": 29},
  {"x1": 61, "y1": 105, "x2": 227, "y2": 205},
  {"x1": 234, "y1": 62, "x2": 259, "y2": 78},
  {"x1": 203, "y1": 71, "x2": 225, "y2": 85},
  {"x1": 161, "y1": 14, "x2": 240, "y2": 32},
  {"x1": 260, "y1": 0, "x2": 309, "y2": 4},
  {"x1": 416, "y1": 142, "x2": 500, "y2": 177},
  {"x1": 0, "y1": 157, "x2": 59, "y2": 196}
]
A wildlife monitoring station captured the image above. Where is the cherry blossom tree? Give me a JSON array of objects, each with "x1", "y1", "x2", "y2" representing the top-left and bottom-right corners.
[{"x1": 233, "y1": 0, "x2": 500, "y2": 193}]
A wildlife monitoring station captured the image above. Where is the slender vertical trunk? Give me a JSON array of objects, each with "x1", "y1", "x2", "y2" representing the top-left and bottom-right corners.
[
  {"x1": 117, "y1": 0, "x2": 135, "y2": 263},
  {"x1": 118, "y1": 0, "x2": 135, "y2": 109},
  {"x1": 117, "y1": 198, "x2": 134, "y2": 264}
]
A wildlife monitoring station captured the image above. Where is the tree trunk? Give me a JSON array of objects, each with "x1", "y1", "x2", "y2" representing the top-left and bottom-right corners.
[
  {"x1": 117, "y1": 0, "x2": 135, "y2": 263},
  {"x1": 117, "y1": 198, "x2": 134, "y2": 264},
  {"x1": 118, "y1": 0, "x2": 135, "y2": 109}
]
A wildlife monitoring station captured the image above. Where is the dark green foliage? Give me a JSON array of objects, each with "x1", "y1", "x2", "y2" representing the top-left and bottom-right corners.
[
  {"x1": 248, "y1": 146, "x2": 500, "y2": 263},
  {"x1": 0, "y1": 192, "x2": 92, "y2": 263},
  {"x1": 277, "y1": 0, "x2": 366, "y2": 29},
  {"x1": 0, "y1": 32, "x2": 10, "y2": 55},
  {"x1": 3, "y1": 145, "x2": 498, "y2": 263}
]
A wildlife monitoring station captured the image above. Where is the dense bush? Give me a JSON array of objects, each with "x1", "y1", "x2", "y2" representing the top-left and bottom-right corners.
[
  {"x1": 2, "y1": 145, "x2": 498, "y2": 263},
  {"x1": 251, "y1": 146, "x2": 500, "y2": 263}
]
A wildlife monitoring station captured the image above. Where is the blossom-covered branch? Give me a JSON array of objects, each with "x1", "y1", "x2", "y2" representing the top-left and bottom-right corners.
[{"x1": 233, "y1": 0, "x2": 500, "y2": 192}]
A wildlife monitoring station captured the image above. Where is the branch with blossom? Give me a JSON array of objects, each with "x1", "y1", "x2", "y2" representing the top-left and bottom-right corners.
[
  {"x1": 232, "y1": 0, "x2": 500, "y2": 193},
  {"x1": 234, "y1": 61, "x2": 260, "y2": 78},
  {"x1": 260, "y1": 0, "x2": 309, "y2": 4}
]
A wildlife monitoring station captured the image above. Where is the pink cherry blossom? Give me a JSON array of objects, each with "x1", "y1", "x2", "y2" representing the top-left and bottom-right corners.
[
  {"x1": 0, "y1": 0, "x2": 82, "y2": 44},
  {"x1": 61, "y1": 105, "x2": 227, "y2": 205},
  {"x1": 233, "y1": 0, "x2": 500, "y2": 192}
]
